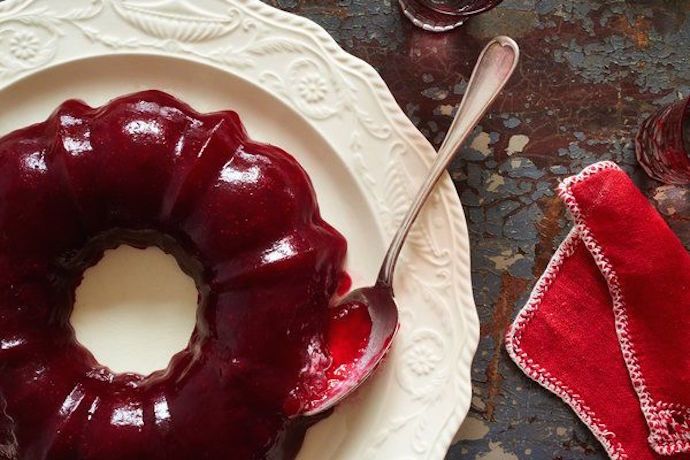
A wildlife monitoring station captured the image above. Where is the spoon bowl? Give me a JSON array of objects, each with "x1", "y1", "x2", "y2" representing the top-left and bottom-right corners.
[{"x1": 308, "y1": 284, "x2": 399, "y2": 414}]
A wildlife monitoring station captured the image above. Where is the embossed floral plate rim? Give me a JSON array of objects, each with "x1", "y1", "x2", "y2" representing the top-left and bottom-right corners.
[{"x1": 0, "y1": 0, "x2": 479, "y2": 459}]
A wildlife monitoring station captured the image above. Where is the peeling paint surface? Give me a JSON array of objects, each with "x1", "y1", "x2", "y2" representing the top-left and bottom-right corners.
[
  {"x1": 506, "y1": 134, "x2": 530, "y2": 155},
  {"x1": 263, "y1": 1, "x2": 690, "y2": 459}
]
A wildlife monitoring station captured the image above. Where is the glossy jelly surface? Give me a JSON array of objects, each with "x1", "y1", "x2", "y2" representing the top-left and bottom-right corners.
[{"x1": 0, "y1": 91, "x2": 372, "y2": 459}]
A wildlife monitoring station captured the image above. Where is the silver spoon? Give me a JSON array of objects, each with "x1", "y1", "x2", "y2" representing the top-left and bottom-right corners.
[{"x1": 304, "y1": 36, "x2": 520, "y2": 416}]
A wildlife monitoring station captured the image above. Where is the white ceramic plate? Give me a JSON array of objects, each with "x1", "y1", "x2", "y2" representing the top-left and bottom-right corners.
[{"x1": 0, "y1": 1, "x2": 478, "y2": 458}]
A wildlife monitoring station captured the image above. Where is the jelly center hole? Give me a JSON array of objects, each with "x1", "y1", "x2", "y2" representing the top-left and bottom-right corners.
[{"x1": 70, "y1": 245, "x2": 199, "y2": 375}]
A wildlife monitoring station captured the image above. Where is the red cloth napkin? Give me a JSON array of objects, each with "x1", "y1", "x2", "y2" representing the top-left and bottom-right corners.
[{"x1": 505, "y1": 161, "x2": 690, "y2": 459}]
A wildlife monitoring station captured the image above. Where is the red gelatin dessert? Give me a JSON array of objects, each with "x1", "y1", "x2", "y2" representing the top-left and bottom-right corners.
[{"x1": 0, "y1": 91, "x2": 372, "y2": 459}]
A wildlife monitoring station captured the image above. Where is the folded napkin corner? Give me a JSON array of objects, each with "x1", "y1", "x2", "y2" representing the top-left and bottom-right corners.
[{"x1": 506, "y1": 160, "x2": 690, "y2": 459}]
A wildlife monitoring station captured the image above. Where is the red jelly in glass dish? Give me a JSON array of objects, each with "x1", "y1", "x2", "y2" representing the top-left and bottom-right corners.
[
  {"x1": 399, "y1": 0, "x2": 503, "y2": 32},
  {"x1": 636, "y1": 95, "x2": 690, "y2": 184}
]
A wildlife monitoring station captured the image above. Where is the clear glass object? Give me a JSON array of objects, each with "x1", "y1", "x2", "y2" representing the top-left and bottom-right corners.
[
  {"x1": 635, "y1": 96, "x2": 690, "y2": 184},
  {"x1": 399, "y1": 0, "x2": 503, "y2": 32}
]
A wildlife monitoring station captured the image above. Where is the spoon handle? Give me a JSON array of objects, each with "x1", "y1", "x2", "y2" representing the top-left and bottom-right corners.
[{"x1": 377, "y1": 36, "x2": 520, "y2": 288}]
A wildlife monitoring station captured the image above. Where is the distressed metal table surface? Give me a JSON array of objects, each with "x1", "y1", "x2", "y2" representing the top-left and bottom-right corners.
[{"x1": 264, "y1": 1, "x2": 690, "y2": 459}]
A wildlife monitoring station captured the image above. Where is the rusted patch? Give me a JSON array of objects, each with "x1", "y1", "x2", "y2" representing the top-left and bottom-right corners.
[
  {"x1": 481, "y1": 272, "x2": 529, "y2": 421},
  {"x1": 534, "y1": 195, "x2": 566, "y2": 276},
  {"x1": 608, "y1": 14, "x2": 651, "y2": 49}
]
